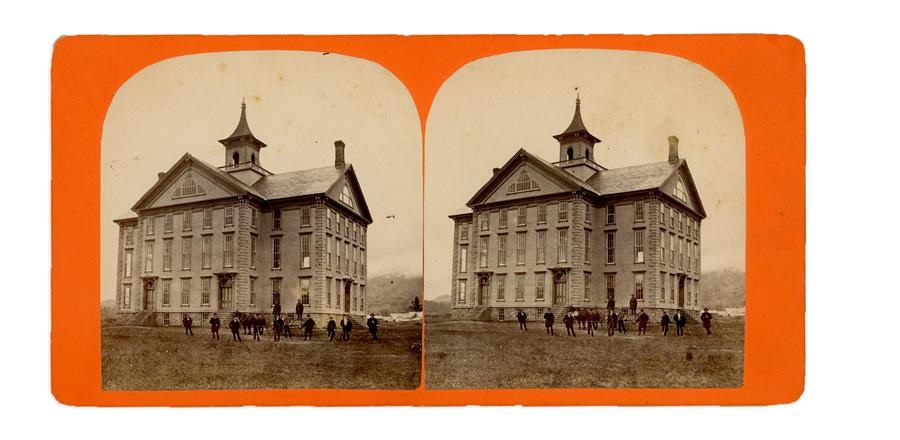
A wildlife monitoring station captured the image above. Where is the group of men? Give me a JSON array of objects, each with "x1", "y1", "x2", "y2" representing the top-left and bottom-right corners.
[
  {"x1": 515, "y1": 294, "x2": 715, "y2": 337},
  {"x1": 194, "y1": 308, "x2": 381, "y2": 343}
]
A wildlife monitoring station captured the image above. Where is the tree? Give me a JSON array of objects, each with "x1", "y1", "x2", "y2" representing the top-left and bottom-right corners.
[{"x1": 410, "y1": 296, "x2": 422, "y2": 312}]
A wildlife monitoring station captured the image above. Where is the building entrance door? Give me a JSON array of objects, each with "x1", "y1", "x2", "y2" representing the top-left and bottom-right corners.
[
  {"x1": 344, "y1": 281, "x2": 351, "y2": 313},
  {"x1": 143, "y1": 287, "x2": 154, "y2": 310},
  {"x1": 478, "y1": 276, "x2": 489, "y2": 305},
  {"x1": 219, "y1": 286, "x2": 232, "y2": 311},
  {"x1": 553, "y1": 272, "x2": 567, "y2": 305}
]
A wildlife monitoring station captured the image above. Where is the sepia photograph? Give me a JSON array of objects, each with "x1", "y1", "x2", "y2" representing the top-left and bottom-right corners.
[
  {"x1": 100, "y1": 50, "x2": 423, "y2": 390},
  {"x1": 424, "y1": 49, "x2": 746, "y2": 389}
]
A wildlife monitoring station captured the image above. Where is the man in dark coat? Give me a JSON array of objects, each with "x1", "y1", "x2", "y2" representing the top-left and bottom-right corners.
[
  {"x1": 283, "y1": 317, "x2": 293, "y2": 340},
  {"x1": 229, "y1": 316, "x2": 242, "y2": 342},
  {"x1": 607, "y1": 311, "x2": 617, "y2": 336},
  {"x1": 563, "y1": 312, "x2": 576, "y2": 337},
  {"x1": 606, "y1": 297, "x2": 616, "y2": 313},
  {"x1": 617, "y1": 310, "x2": 628, "y2": 334},
  {"x1": 674, "y1": 310, "x2": 687, "y2": 336},
  {"x1": 366, "y1": 313, "x2": 379, "y2": 340},
  {"x1": 543, "y1": 310, "x2": 555, "y2": 336},
  {"x1": 302, "y1": 314, "x2": 316, "y2": 341},
  {"x1": 636, "y1": 310, "x2": 650, "y2": 335},
  {"x1": 700, "y1": 308, "x2": 713, "y2": 335},
  {"x1": 585, "y1": 310, "x2": 595, "y2": 336},
  {"x1": 182, "y1": 314, "x2": 193, "y2": 336},
  {"x1": 273, "y1": 315, "x2": 284, "y2": 342},
  {"x1": 629, "y1": 295, "x2": 638, "y2": 315},
  {"x1": 251, "y1": 314, "x2": 261, "y2": 341},
  {"x1": 516, "y1": 310, "x2": 528, "y2": 331},
  {"x1": 341, "y1": 316, "x2": 353, "y2": 341},
  {"x1": 661, "y1": 311, "x2": 671, "y2": 336},
  {"x1": 272, "y1": 302, "x2": 281, "y2": 319},
  {"x1": 296, "y1": 299, "x2": 304, "y2": 322},
  {"x1": 243, "y1": 314, "x2": 251, "y2": 335},
  {"x1": 209, "y1": 313, "x2": 220, "y2": 340},
  {"x1": 326, "y1": 317, "x2": 337, "y2": 341}
]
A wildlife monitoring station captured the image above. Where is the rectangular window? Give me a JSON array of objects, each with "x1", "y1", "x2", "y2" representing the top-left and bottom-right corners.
[
  {"x1": 498, "y1": 234, "x2": 507, "y2": 267},
  {"x1": 181, "y1": 237, "x2": 191, "y2": 270},
  {"x1": 635, "y1": 201, "x2": 645, "y2": 222},
  {"x1": 223, "y1": 234, "x2": 234, "y2": 268},
  {"x1": 200, "y1": 235, "x2": 211, "y2": 269},
  {"x1": 516, "y1": 206, "x2": 526, "y2": 226},
  {"x1": 273, "y1": 209, "x2": 282, "y2": 230},
  {"x1": 679, "y1": 237, "x2": 685, "y2": 269},
  {"x1": 584, "y1": 229, "x2": 591, "y2": 264},
  {"x1": 480, "y1": 213, "x2": 489, "y2": 231},
  {"x1": 479, "y1": 236, "x2": 489, "y2": 268},
  {"x1": 634, "y1": 229, "x2": 645, "y2": 263},
  {"x1": 459, "y1": 223, "x2": 469, "y2": 241},
  {"x1": 686, "y1": 277, "x2": 692, "y2": 305},
  {"x1": 145, "y1": 217, "x2": 155, "y2": 236},
  {"x1": 162, "y1": 313, "x2": 170, "y2": 326},
  {"x1": 162, "y1": 239, "x2": 173, "y2": 271},
  {"x1": 515, "y1": 273, "x2": 525, "y2": 301},
  {"x1": 557, "y1": 229, "x2": 568, "y2": 264},
  {"x1": 498, "y1": 308, "x2": 505, "y2": 321},
  {"x1": 300, "y1": 277, "x2": 310, "y2": 305},
  {"x1": 272, "y1": 279, "x2": 281, "y2": 306},
  {"x1": 336, "y1": 237, "x2": 342, "y2": 272},
  {"x1": 344, "y1": 216, "x2": 350, "y2": 237},
  {"x1": 535, "y1": 272, "x2": 545, "y2": 301},
  {"x1": 669, "y1": 273, "x2": 676, "y2": 303},
  {"x1": 144, "y1": 240, "x2": 154, "y2": 272},
  {"x1": 326, "y1": 277, "x2": 333, "y2": 307},
  {"x1": 353, "y1": 223, "x2": 358, "y2": 241},
  {"x1": 606, "y1": 205, "x2": 616, "y2": 225},
  {"x1": 499, "y1": 210, "x2": 508, "y2": 229},
  {"x1": 201, "y1": 277, "x2": 211, "y2": 306},
  {"x1": 272, "y1": 236, "x2": 281, "y2": 270},
  {"x1": 326, "y1": 235, "x2": 333, "y2": 269},
  {"x1": 248, "y1": 278, "x2": 256, "y2": 306},
  {"x1": 670, "y1": 233, "x2": 676, "y2": 266},
  {"x1": 516, "y1": 232, "x2": 526, "y2": 266},
  {"x1": 497, "y1": 274, "x2": 506, "y2": 302},
  {"x1": 537, "y1": 204, "x2": 547, "y2": 224},
  {"x1": 669, "y1": 206, "x2": 675, "y2": 228},
  {"x1": 335, "y1": 279, "x2": 341, "y2": 308},
  {"x1": 123, "y1": 284, "x2": 132, "y2": 308},
  {"x1": 300, "y1": 206, "x2": 310, "y2": 227},
  {"x1": 458, "y1": 280, "x2": 467, "y2": 303},
  {"x1": 124, "y1": 225, "x2": 134, "y2": 246},
  {"x1": 300, "y1": 234, "x2": 311, "y2": 269},
  {"x1": 181, "y1": 278, "x2": 191, "y2": 306},
  {"x1": 558, "y1": 201, "x2": 568, "y2": 222},
  {"x1": 344, "y1": 242, "x2": 350, "y2": 274},
  {"x1": 660, "y1": 272, "x2": 667, "y2": 303},
  {"x1": 584, "y1": 202, "x2": 592, "y2": 224},
  {"x1": 584, "y1": 273, "x2": 592, "y2": 302},
  {"x1": 605, "y1": 273, "x2": 615, "y2": 300},
  {"x1": 361, "y1": 249, "x2": 366, "y2": 277},
  {"x1": 634, "y1": 272, "x2": 645, "y2": 300},
  {"x1": 124, "y1": 250, "x2": 133, "y2": 277},
  {"x1": 536, "y1": 230, "x2": 546, "y2": 265},
  {"x1": 678, "y1": 212, "x2": 684, "y2": 232},
  {"x1": 248, "y1": 234, "x2": 256, "y2": 268},
  {"x1": 224, "y1": 206, "x2": 234, "y2": 227},
  {"x1": 695, "y1": 243, "x2": 700, "y2": 272},
  {"x1": 251, "y1": 208, "x2": 258, "y2": 229},
  {"x1": 161, "y1": 279, "x2": 171, "y2": 307},
  {"x1": 659, "y1": 229, "x2": 666, "y2": 266},
  {"x1": 687, "y1": 240, "x2": 693, "y2": 271},
  {"x1": 352, "y1": 285, "x2": 358, "y2": 311},
  {"x1": 164, "y1": 213, "x2": 173, "y2": 234},
  {"x1": 353, "y1": 246, "x2": 358, "y2": 276},
  {"x1": 182, "y1": 211, "x2": 192, "y2": 232},
  {"x1": 202, "y1": 209, "x2": 212, "y2": 229},
  {"x1": 605, "y1": 232, "x2": 615, "y2": 264}
]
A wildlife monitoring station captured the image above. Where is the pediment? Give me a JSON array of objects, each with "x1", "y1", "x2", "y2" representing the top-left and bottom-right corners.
[
  {"x1": 660, "y1": 162, "x2": 705, "y2": 218},
  {"x1": 132, "y1": 154, "x2": 249, "y2": 211},
  {"x1": 325, "y1": 166, "x2": 372, "y2": 223}
]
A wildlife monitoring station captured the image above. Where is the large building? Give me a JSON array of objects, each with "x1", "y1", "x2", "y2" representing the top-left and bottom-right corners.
[
  {"x1": 114, "y1": 102, "x2": 373, "y2": 326},
  {"x1": 448, "y1": 97, "x2": 706, "y2": 321}
]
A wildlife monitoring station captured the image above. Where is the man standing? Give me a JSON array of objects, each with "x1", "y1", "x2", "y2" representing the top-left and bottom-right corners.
[
  {"x1": 585, "y1": 310, "x2": 595, "y2": 336},
  {"x1": 543, "y1": 310, "x2": 555, "y2": 336},
  {"x1": 563, "y1": 312, "x2": 576, "y2": 337},
  {"x1": 606, "y1": 297, "x2": 616, "y2": 313},
  {"x1": 629, "y1": 295, "x2": 638, "y2": 315},
  {"x1": 674, "y1": 310, "x2": 686, "y2": 336},
  {"x1": 303, "y1": 314, "x2": 316, "y2": 341},
  {"x1": 296, "y1": 299, "x2": 304, "y2": 323},
  {"x1": 607, "y1": 311, "x2": 617, "y2": 336},
  {"x1": 272, "y1": 301, "x2": 281, "y2": 320},
  {"x1": 661, "y1": 311, "x2": 671, "y2": 336},
  {"x1": 209, "y1": 313, "x2": 220, "y2": 340},
  {"x1": 229, "y1": 315, "x2": 242, "y2": 342},
  {"x1": 273, "y1": 315, "x2": 284, "y2": 342},
  {"x1": 617, "y1": 310, "x2": 628, "y2": 334},
  {"x1": 516, "y1": 310, "x2": 528, "y2": 331},
  {"x1": 341, "y1": 316, "x2": 353, "y2": 341},
  {"x1": 326, "y1": 316, "x2": 337, "y2": 341},
  {"x1": 182, "y1": 314, "x2": 193, "y2": 336},
  {"x1": 700, "y1": 308, "x2": 713, "y2": 335},
  {"x1": 366, "y1": 313, "x2": 379, "y2": 340},
  {"x1": 251, "y1": 314, "x2": 261, "y2": 341},
  {"x1": 636, "y1": 310, "x2": 650, "y2": 335}
]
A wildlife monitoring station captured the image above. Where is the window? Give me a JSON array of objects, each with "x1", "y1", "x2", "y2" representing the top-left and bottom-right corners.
[
  {"x1": 686, "y1": 277, "x2": 692, "y2": 305},
  {"x1": 273, "y1": 209, "x2": 282, "y2": 230},
  {"x1": 326, "y1": 208, "x2": 333, "y2": 230},
  {"x1": 584, "y1": 202, "x2": 592, "y2": 224},
  {"x1": 584, "y1": 273, "x2": 592, "y2": 302},
  {"x1": 659, "y1": 229, "x2": 666, "y2": 265},
  {"x1": 480, "y1": 213, "x2": 489, "y2": 231},
  {"x1": 498, "y1": 308, "x2": 505, "y2": 321},
  {"x1": 145, "y1": 217, "x2": 155, "y2": 236},
  {"x1": 326, "y1": 235, "x2": 333, "y2": 270},
  {"x1": 687, "y1": 240, "x2": 693, "y2": 271},
  {"x1": 557, "y1": 229, "x2": 568, "y2": 264},
  {"x1": 182, "y1": 211, "x2": 192, "y2": 232},
  {"x1": 605, "y1": 273, "x2": 615, "y2": 300},
  {"x1": 181, "y1": 278, "x2": 191, "y2": 306},
  {"x1": 634, "y1": 272, "x2": 644, "y2": 300},
  {"x1": 124, "y1": 225, "x2": 134, "y2": 246},
  {"x1": 300, "y1": 277, "x2": 310, "y2": 305},
  {"x1": 144, "y1": 240, "x2": 154, "y2": 272},
  {"x1": 536, "y1": 230, "x2": 546, "y2": 265},
  {"x1": 250, "y1": 235, "x2": 257, "y2": 268},
  {"x1": 660, "y1": 272, "x2": 667, "y2": 304},
  {"x1": 535, "y1": 272, "x2": 545, "y2": 301},
  {"x1": 122, "y1": 284, "x2": 132, "y2": 308},
  {"x1": 669, "y1": 206, "x2": 675, "y2": 228},
  {"x1": 459, "y1": 223, "x2": 469, "y2": 241},
  {"x1": 361, "y1": 249, "x2": 366, "y2": 277},
  {"x1": 516, "y1": 232, "x2": 526, "y2": 265},
  {"x1": 679, "y1": 237, "x2": 685, "y2": 269},
  {"x1": 499, "y1": 210, "x2": 508, "y2": 229},
  {"x1": 161, "y1": 279, "x2": 171, "y2": 307},
  {"x1": 353, "y1": 223, "x2": 358, "y2": 241},
  {"x1": 660, "y1": 203, "x2": 667, "y2": 228},
  {"x1": 497, "y1": 274, "x2": 506, "y2": 302},
  {"x1": 326, "y1": 277, "x2": 332, "y2": 307},
  {"x1": 479, "y1": 236, "x2": 489, "y2": 268},
  {"x1": 558, "y1": 201, "x2": 568, "y2": 222},
  {"x1": 340, "y1": 184, "x2": 354, "y2": 207},
  {"x1": 272, "y1": 279, "x2": 281, "y2": 306},
  {"x1": 174, "y1": 173, "x2": 205, "y2": 198},
  {"x1": 272, "y1": 236, "x2": 281, "y2": 270},
  {"x1": 694, "y1": 243, "x2": 700, "y2": 272},
  {"x1": 336, "y1": 237, "x2": 342, "y2": 272},
  {"x1": 507, "y1": 169, "x2": 539, "y2": 194},
  {"x1": 251, "y1": 208, "x2": 258, "y2": 229},
  {"x1": 181, "y1": 237, "x2": 191, "y2": 270},
  {"x1": 124, "y1": 250, "x2": 133, "y2": 277},
  {"x1": 201, "y1": 277, "x2": 210, "y2": 306},
  {"x1": 202, "y1": 209, "x2": 212, "y2": 229},
  {"x1": 345, "y1": 242, "x2": 350, "y2": 274},
  {"x1": 162, "y1": 239, "x2": 172, "y2": 271},
  {"x1": 162, "y1": 313, "x2": 170, "y2": 326},
  {"x1": 353, "y1": 246, "x2": 358, "y2": 276},
  {"x1": 352, "y1": 285, "x2": 358, "y2": 311},
  {"x1": 635, "y1": 201, "x2": 645, "y2": 222},
  {"x1": 634, "y1": 230, "x2": 645, "y2": 263},
  {"x1": 223, "y1": 233, "x2": 234, "y2": 268},
  {"x1": 300, "y1": 234, "x2": 311, "y2": 269},
  {"x1": 458, "y1": 280, "x2": 467, "y2": 303},
  {"x1": 670, "y1": 233, "x2": 676, "y2": 266},
  {"x1": 335, "y1": 279, "x2": 341, "y2": 307},
  {"x1": 674, "y1": 180, "x2": 687, "y2": 202},
  {"x1": 605, "y1": 232, "x2": 615, "y2": 264},
  {"x1": 201, "y1": 312, "x2": 209, "y2": 324},
  {"x1": 694, "y1": 280, "x2": 700, "y2": 306},
  {"x1": 164, "y1": 213, "x2": 173, "y2": 233},
  {"x1": 344, "y1": 217, "x2": 350, "y2": 237},
  {"x1": 517, "y1": 206, "x2": 526, "y2": 226},
  {"x1": 201, "y1": 235, "x2": 211, "y2": 269},
  {"x1": 498, "y1": 234, "x2": 507, "y2": 267},
  {"x1": 537, "y1": 204, "x2": 547, "y2": 224},
  {"x1": 606, "y1": 205, "x2": 616, "y2": 225},
  {"x1": 669, "y1": 273, "x2": 676, "y2": 303},
  {"x1": 515, "y1": 273, "x2": 525, "y2": 301},
  {"x1": 584, "y1": 229, "x2": 591, "y2": 264},
  {"x1": 300, "y1": 206, "x2": 310, "y2": 227},
  {"x1": 224, "y1": 206, "x2": 234, "y2": 227}
]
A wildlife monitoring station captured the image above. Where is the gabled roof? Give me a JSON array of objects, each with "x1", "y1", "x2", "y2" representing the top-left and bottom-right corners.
[
  {"x1": 253, "y1": 163, "x2": 373, "y2": 224},
  {"x1": 587, "y1": 160, "x2": 679, "y2": 196}
]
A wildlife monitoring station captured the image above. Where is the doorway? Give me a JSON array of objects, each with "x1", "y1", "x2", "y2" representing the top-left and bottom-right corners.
[
  {"x1": 143, "y1": 286, "x2": 154, "y2": 310},
  {"x1": 553, "y1": 272, "x2": 567, "y2": 305},
  {"x1": 344, "y1": 281, "x2": 351, "y2": 313},
  {"x1": 478, "y1": 276, "x2": 490, "y2": 306},
  {"x1": 677, "y1": 276, "x2": 685, "y2": 308}
]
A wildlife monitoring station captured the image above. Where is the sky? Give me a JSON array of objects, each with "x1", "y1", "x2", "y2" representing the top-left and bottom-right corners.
[
  {"x1": 424, "y1": 49, "x2": 746, "y2": 299},
  {"x1": 100, "y1": 51, "x2": 422, "y2": 301}
]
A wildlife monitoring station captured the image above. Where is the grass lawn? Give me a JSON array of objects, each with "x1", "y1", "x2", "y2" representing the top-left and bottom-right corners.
[
  {"x1": 425, "y1": 317, "x2": 743, "y2": 389},
  {"x1": 102, "y1": 322, "x2": 422, "y2": 390}
]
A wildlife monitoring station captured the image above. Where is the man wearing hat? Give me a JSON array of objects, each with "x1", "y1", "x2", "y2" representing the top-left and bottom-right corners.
[
  {"x1": 700, "y1": 308, "x2": 713, "y2": 335},
  {"x1": 366, "y1": 313, "x2": 380, "y2": 340}
]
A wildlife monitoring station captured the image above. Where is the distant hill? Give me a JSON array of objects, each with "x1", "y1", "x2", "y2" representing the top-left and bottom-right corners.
[
  {"x1": 366, "y1": 274, "x2": 423, "y2": 315},
  {"x1": 425, "y1": 294, "x2": 450, "y2": 317},
  {"x1": 702, "y1": 268, "x2": 745, "y2": 310}
]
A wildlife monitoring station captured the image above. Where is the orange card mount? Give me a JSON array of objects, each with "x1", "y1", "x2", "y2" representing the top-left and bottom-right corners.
[{"x1": 51, "y1": 35, "x2": 805, "y2": 406}]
